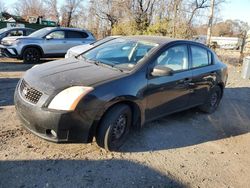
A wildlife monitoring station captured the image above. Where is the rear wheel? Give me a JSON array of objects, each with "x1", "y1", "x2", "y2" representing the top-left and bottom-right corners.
[
  {"x1": 22, "y1": 48, "x2": 41, "y2": 64},
  {"x1": 96, "y1": 104, "x2": 132, "y2": 151},
  {"x1": 199, "y1": 85, "x2": 222, "y2": 113}
]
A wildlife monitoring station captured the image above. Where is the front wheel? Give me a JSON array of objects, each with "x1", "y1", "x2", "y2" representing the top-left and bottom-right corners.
[
  {"x1": 96, "y1": 104, "x2": 132, "y2": 151},
  {"x1": 199, "y1": 85, "x2": 222, "y2": 113},
  {"x1": 22, "y1": 48, "x2": 41, "y2": 64}
]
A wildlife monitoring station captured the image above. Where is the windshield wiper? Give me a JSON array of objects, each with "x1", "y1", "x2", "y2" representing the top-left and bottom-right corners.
[
  {"x1": 91, "y1": 59, "x2": 124, "y2": 72},
  {"x1": 80, "y1": 57, "x2": 124, "y2": 72}
]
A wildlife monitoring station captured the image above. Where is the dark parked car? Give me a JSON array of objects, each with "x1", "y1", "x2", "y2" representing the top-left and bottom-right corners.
[
  {"x1": 0, "y1": 27, "x2": 34, "y2": 42},
  {"x1": 14, "y1": 36, "x2": 228, "y2": 151}
]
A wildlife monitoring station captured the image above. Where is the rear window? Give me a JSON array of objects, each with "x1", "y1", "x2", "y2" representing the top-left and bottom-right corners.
[
  {"x1": 26, "y1": 29, "x2": 34, "y2": 36},
  {"x1": 191, "y1": 46, "x2": 211, "y2": 68},
  {"x1": 67, "y1": 31, "x2": 88, "y2": 38}
]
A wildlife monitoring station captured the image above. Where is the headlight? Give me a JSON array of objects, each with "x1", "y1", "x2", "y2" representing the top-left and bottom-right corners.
[
  {"x1": 65, "y1": 51, "x2": 70, "y2": 58},
  {"x1": 48, "y1": 86, "x2": 94, "y2": 111},
  {"x1": 65, "y1": 50, "x2": 77, "y2": 58}
]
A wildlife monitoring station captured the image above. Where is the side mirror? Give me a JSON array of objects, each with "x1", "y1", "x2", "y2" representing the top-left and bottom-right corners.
[
  {"x1": 45, "y1": 35, "x2": 53, "y2": 40},
  {"x1": 151, "y1": 65, "x2": 174, "y2": 77}
]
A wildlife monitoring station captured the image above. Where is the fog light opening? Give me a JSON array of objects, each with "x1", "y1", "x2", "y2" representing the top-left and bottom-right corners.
[{"x1": 46, "y1": 129, "x2": 57, "y2": 138}]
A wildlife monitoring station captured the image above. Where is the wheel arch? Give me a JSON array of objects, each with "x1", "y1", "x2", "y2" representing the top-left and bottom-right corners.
[
  {"x1": 90, "y1": 97, "x2": 144, "y2": 141},
  {"x1": 217, "y1": 82, "x2": 225, "y2": 98},
  {"x1": 104, "y1": 98, "x2": 143, "y2": 126},
  {"x1": 21, "y1": 45, "x2": 44, "y2": 58}
]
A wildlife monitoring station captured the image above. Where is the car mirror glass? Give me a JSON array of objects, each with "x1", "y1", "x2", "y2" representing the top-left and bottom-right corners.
[{"x1": 151, "y1": 65, "x2": 174, "y2": 77}]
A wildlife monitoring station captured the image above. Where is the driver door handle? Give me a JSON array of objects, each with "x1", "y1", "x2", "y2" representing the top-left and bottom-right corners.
[{"x1": 179, "y1": 78, "x2": 192, "y2": 85}]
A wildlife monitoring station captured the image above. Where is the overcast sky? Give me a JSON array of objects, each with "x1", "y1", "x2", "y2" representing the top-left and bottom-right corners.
[{"x1": 4, "y1": 0, "x2": 250, "y2": 25}]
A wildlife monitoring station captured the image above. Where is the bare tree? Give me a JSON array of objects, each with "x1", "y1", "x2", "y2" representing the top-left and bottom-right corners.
[
  {"x1": 187, "y1": 0, "x2": 210, "y2": 25},
  {"x1": 14, "y1": 0, "x2": 46, "y2": 20},
  {"x1": 44, "y1": 0, "x2": 60, "y2": 24},
  {"x1": 90, "y1": 0, "x2": 128, "y2": 29},
  {"x1": 130, "y1": 0, "x2": 156, "y2": 33},
  {"x1": 95, "y1": 0, "x2": 116, "y2": 28},
  {"x1": 61, "y1": 0, "x2": 84, "y2": 27}
]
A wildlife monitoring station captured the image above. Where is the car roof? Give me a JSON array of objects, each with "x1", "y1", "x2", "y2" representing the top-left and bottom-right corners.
[
  {"x1": 120, "y1": 35, "x2": 177, "y2": 45},
  {"x1": 5, "y1": 27, "x2": 34, "y2": 30},
  {"x1": 120, "y1": 35, "x2": 208, "y2": 48},
  {"x1": 48, "y1": 27, "x2": 89, "y2": 32}
]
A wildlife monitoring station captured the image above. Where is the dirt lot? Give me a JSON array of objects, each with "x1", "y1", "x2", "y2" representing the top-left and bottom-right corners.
[{"x1": 0, "y1": 52, "x2": 250, "y2": 188}]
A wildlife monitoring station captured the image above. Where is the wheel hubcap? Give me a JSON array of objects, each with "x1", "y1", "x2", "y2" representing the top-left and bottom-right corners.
[
  {"x1": 25, "y1": 50, "x2": 39, "y2": 62},
  {"x1": 111, "y1": 114, "x2": 127, "y2": 141}
]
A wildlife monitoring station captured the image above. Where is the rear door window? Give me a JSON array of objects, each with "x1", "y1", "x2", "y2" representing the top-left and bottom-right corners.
[
  {"x1": 191, "y1": 46, "x2": 211, "y2": 68},
  {"x1": 26, "y1": 29, "x2": 34, "y2": 36},
  {"x1": 67, "y1": 31, "x2": 88, "y2": 38}
]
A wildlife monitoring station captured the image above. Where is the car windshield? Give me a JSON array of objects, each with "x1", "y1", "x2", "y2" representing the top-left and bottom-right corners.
[
  {"x1": 82, "y1": 38, "x2": 158, "y2": 71},
  {"x1": 29, "y1": 27, "x2": 54, "y2": 38}
]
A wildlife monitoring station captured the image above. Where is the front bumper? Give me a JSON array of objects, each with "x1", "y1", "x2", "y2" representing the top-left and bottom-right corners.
[
  {"x1": 0, "y1": 44, "x2": 19, "y2": 58},
  {"x1": 14, "y1": 81, "x2": 97, "y2": 143}
]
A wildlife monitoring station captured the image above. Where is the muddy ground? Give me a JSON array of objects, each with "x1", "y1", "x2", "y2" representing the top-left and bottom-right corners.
[{"x1": 0, "y1": 52, "x2": 250, "y2": 188}]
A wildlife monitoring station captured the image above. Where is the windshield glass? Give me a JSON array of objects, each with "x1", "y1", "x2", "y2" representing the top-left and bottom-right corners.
[
  {"x1": 0, "y1": 28, "x2": 8, "y2": 34},
  {"x1": 29, "y1": 27, "x2": 54, "y2": 38},
  {"x1": 82, "y1": 38, "x2": 158, "y2": 71}
]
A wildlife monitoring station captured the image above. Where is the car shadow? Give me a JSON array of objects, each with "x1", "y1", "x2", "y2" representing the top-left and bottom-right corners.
[
  {"x1": 120, "y1": 87, "x2": 250, "y2": 152},
  {"x1": 0, "y1": 62, "x2": 35, "y2": 72},
  {"x1": 0, "y1": 78, "x2": 20, "y2": 106},
  {"x1": 0, "y1": 159, "x2": 184, "y2": 188},
  {"x1": 0, "y1": 59, "x2": 55, "y2": 72}
]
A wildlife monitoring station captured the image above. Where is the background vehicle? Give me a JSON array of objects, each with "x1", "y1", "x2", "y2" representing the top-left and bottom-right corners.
[
  {"x1": 193, "y1": 35, "x2": 242, "y2": 50},
  {"x1": 0, "y1": 27, "x2": 34, "y2": 42},
  {"x1": 0, "y1": 27, "x2": 95, "y2": 63},
  {"x1": 65, "y1": 36, "x2": 120, "y2": 58},
  {"x1": 15, "y1": 36, "x2": 228, "y2": 151}
]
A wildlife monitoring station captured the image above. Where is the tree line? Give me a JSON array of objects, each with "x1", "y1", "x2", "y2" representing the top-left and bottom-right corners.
[{"x1": 0, "y1": 0, "x2": 249, "y2": 39}]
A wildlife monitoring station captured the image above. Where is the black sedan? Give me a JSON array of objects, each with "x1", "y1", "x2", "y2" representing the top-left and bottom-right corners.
[{"x1": 14, "y1": 36, "x2": 228, "y2": 151}]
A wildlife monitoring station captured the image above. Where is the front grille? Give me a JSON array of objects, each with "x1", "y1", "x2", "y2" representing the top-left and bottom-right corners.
[{"x1": 20, "y1": 80, "x2": 43, "y2": 104}]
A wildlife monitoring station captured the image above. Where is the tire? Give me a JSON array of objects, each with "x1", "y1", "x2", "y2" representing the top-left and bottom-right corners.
[
  {"x1": 22, "y1": 48, "x2": 41, "y2": 64},
  {"x1": 199, "y1": 85, "x2": 222, "y2": 113},
  {"x1": 96, "y1": 104, "x2": 132, "y2": 151}
]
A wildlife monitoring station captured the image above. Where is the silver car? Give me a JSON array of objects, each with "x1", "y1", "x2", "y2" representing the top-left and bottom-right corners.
[
  {"x1": 65, "y1": 36, "x2": 120, "y2": 58},
  {"x1": 0, "y1": 27, "x2": 95, "y2": 63}
]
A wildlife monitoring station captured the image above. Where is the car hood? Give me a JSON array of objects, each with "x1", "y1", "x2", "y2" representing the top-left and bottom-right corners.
[
  {"x1": 23, "y1": 58, "x2": 125, "y2": 95},
  {"x1": 3, "y1": 36, "x2": 41, "y2": 40},
  {"x1": 1, "y1": 36, "x2": 22, "y2": 45},
  {"x1": 1, "y1": 36, "x2": 40, "y2": 45},
  {"x1": 68, "y1": 44, "x2": 93, "y2": 55}
]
